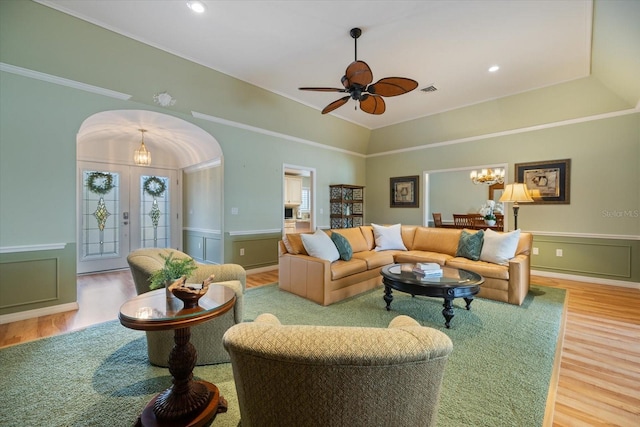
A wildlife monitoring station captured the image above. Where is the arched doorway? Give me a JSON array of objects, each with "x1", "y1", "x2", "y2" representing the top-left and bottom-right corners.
[{"x1": 76, "y1": 110, "x2": 222, "y2": 273}]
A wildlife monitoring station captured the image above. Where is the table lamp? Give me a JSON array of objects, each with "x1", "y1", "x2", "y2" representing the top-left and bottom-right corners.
[{"x1": 499, "y1": 183, "x2": 533, "y2": 230}]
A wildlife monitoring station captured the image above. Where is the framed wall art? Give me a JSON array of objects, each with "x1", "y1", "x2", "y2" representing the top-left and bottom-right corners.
[
  {"x1": 515, "y1": 159, "x2": 571, "y2": 204},
  {"x1": 390, "y1": 175, "x2": 419, "y2": 208}
]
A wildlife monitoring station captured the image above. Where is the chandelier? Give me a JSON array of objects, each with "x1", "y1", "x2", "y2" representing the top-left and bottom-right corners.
[
  {"x1": 469, "y1": 168, "x2": 505, "y2": 185},
  {"x1": 134, "y1": 129, "x2": 151, "y2": 166}
]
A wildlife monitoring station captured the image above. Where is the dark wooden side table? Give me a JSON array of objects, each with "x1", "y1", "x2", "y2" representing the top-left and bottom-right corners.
[{"x1": 119, "y1": 284, "x2": 236, "y2": 427}]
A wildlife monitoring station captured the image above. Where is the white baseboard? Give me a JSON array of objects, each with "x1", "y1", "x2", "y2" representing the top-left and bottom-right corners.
[
  {"x1": 0, "y1": 302, "x2": 79, "y2": 324},
  {"x1": 531, "y1": 269, "x2": 639, "y2": 290},
  {"x1": 245, "y1": 265, "x2": 278, "y2": 275}
]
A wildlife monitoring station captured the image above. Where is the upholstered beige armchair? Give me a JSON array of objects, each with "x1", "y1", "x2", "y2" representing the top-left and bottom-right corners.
[
  {"x1": 223, "y1": 313, "x2": 453, "y2": 426},
  {"x1": 127, "y1": 248, "x2": 246, "y2": 367}
]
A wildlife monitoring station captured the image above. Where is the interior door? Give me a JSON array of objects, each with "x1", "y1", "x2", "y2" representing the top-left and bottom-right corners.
[{"x1": 77, "y1": 162, "x2": 180, "y2": 274}]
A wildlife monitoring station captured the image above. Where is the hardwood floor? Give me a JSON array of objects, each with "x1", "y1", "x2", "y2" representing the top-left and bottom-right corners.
[{"x1": 0, "y1": 270, "x2": 638, "y2": 426}]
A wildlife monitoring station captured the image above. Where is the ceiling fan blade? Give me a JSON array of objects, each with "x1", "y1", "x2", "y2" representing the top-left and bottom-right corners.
[
  {"x1": 299, "y1": 87, "x2": 347, "y2": 92},
  {"x1": 359, "y1": 94, "x2": 385, "y2": 115},
  {"x1": 344, "y1": 61, "x2": 373, "y2": 87},
  {"x1": 321, "y1": 96, "x2": 350, "y2": 114},
  {"x1": 368, "y1": 77, "x2": 419, "y2": 97}
]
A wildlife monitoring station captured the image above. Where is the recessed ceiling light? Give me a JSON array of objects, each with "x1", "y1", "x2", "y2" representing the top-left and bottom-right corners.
[
  {"x1": 187, "y1": 1, "x2": 206, "y2": 14},
  {"x1": 488, "y1": 65, "x2": 500, "y2": 73}
]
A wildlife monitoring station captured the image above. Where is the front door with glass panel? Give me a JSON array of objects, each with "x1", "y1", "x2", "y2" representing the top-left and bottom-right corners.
[{"x1": 78, "y1": 162, "x2": 179, "y2": 274}]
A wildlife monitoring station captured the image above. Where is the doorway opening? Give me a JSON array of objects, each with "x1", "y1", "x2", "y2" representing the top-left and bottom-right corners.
[
  {"x1": 424, "y1": 163, "x2": 509, "y2": 229},
  {"x1": 283, "y1": 164, "x2": 316, "y2": 234},
  {"x1": 76, "y1": 110, "x2": 223, "y2": 274}
]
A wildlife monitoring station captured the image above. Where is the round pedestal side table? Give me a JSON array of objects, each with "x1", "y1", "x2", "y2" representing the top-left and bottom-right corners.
[{"x1": 119, "y1": 284, "x2": 236, "y2": 427}]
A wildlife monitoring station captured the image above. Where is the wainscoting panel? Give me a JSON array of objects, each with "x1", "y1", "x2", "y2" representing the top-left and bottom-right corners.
[
  {"x1": 225, "y1": 232, "x2": 281, "y2": 269},
  {"x1": 531, "y1": 235, "x2": 639, "y2": 282},
  {"x1": 204, "y1": 236, "x2": 221, "y2": 264},
  {"x1": 0, "y1": 258, "x2": 58, "y2": 308},
  {"x1": 184, "y1": 230, "x2": 222, "y2": 264},
  {"x1": 0, "y1": 243, "x2": 77, "y2": 316}
]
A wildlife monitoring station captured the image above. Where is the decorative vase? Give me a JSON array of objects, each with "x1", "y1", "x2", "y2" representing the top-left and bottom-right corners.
[{"x1": 485, "y1": 219, "x2": 496, "y2": 226}]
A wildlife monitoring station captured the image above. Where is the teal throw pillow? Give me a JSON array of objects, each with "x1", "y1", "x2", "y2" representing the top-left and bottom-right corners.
[
  {"x1": 456, "y1": 229, "x2": 484, "y2": 261},
  {"x1": 331, "y1": 232, "x2": 353, "y2": 261}
]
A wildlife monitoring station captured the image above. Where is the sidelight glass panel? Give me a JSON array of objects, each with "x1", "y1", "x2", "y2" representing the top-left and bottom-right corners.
[
  {"x1": 140, "y1": 175, "x2": 171, "y2": 248},
  {"x1": 82, "y1": 170, "x2": 120, "y2": 259}
]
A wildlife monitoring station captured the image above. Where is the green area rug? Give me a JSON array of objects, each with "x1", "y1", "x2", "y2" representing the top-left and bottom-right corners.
[{"x1": 0, "y1": 284, "x2": 564, "y2": 426}]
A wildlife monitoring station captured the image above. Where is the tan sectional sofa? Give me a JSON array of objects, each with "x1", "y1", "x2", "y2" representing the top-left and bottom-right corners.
[{"x1": 278, "y1": 225, "x2": 532, "y2": 306}]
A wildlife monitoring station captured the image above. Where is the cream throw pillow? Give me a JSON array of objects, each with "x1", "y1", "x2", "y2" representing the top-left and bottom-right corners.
[
  {"x1": 480, "y1": 229, "x2": 521, "y2": 265},
  {"x1": 371, "y1": 223, "x2": 407, "y2": 251},
  {"x1": 301, "y1": 229, "x2": 340, "y2": 262}
]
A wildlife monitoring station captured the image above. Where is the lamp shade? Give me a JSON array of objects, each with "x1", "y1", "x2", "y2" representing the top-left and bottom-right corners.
[{"x1": 499, "y1": 183, "x2": 533, "y2": 203}]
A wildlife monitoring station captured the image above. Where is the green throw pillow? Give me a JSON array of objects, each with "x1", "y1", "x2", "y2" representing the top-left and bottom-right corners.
[
  {"x1": 331, "y1": 232, "x2": 353, "y2": 261},
  {"x1": 456, "y1": 229, "x2": 484, "y2": 261}
]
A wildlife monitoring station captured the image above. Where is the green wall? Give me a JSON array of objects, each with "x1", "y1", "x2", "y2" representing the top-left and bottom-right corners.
[{"x1": 1, "y1": 0, "x2": 639, "y2": 317}]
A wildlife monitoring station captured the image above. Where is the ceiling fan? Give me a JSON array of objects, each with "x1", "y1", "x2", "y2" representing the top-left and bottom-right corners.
[{"x1": 299, "y1": 28, "x2": 418, "y2": 115}]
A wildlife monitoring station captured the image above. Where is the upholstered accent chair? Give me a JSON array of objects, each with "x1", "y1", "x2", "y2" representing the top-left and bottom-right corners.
[
  {"x1": 126, "y1": 248, "x2": 246, "y2": 367},
  {"x1": 223, "y1": 313, "x2": 453, "y2": 426}
]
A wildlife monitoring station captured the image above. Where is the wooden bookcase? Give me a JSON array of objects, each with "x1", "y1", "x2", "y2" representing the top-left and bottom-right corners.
[{"x1": 330, "y1": 184, "x2": 364, "y2": 229}]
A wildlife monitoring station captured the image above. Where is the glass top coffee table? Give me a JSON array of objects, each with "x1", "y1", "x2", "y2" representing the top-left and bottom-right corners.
[
  {"x1": 380, "y1": 264, "x2": 484, "y2": 328},
  {"x1": 119, "y1": 284, "x2": 236, "y2": 427}
]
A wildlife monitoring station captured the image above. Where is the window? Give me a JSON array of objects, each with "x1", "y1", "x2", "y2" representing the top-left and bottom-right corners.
[{"x1": 300, "y1": 187, "x2": 310, "y2": 212}]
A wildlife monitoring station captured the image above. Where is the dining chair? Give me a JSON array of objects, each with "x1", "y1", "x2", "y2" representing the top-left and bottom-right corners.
[
  {"x1": 453, "y1": 214, "x2": 474, "y2": 228},
  {"x1": 432, "y1": 212, "x2": 443, "y2": 227}
]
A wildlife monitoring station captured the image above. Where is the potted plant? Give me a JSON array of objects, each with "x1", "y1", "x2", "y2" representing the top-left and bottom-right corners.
[
  {"x1": 479, "y1": 200, "x2": 497, "y2": 226},
  {"x1": 149, "y1": 252, "x2": 198, "y2": 291}
]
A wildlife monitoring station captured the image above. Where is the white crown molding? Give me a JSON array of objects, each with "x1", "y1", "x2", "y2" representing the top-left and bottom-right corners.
[
  {"x1": 0, "y1": 243, "x2": 67, "y2": 254},
  {"x1": 0, "y1": 62, "x2": 132, "y2": 100},
  {"x1": 183, "y1": 158, "x2": 222, "y2": 173},
  {"x1": 367, "y1": 107, "x2": 640, "y2": 158},
  {"x1": 191, "y1": 111, "x2": 366, "y2": 158}
]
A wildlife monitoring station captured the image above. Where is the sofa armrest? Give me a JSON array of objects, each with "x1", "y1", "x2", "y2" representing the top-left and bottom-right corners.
[
  {"x1": 508, "y1": 254, "x2": 530, "y2": 305},
  {"x1": 192, "y1": 263, "x2": 246, "y2": 292},
  {"x1": 278, "y1": 253, "x2": 332, "y2": 305}
]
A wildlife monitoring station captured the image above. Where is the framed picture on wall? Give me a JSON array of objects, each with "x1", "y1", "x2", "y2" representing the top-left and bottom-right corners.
[
  {"x1": 515, "y1": 159, "x2": 571, "y2": 204},
  {"x1": 390, "y1": 175, "x2": 419, "y2": 208}
]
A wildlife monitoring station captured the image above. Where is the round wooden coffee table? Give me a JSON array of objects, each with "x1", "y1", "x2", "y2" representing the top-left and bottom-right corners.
[
  {"x1": 381, "y1": 264, "x2": 484, "y2": 328},
  {"x1": 119, "y1": 284, "x2": 236, "y2": 427}
]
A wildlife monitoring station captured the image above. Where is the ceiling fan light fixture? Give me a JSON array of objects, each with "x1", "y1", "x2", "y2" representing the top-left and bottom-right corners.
[{"x1": 299, "y1": 27, "x2": 418, "y2": 116}]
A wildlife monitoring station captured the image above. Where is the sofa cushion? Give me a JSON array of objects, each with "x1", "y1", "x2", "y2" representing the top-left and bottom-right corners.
[
  {"x1": 446, "y1": 257, "x2": 509, "y2": 280},
  {"x1": 331, "y1": 259, "x2": 368, "y2": 280},
  {"x1": 331, "y1": 232, "x2": 353, "y2": 261},
  {"x1": 456, "y1": 229, "x2": 484, "y2": 261},
  {"x1": 333, "y1": 228, "x2": 369, "y2": 253},
  {"x1": 394, "y1": 251, "x2": 453, "y2": 266},
  {"x1": 372, "y1": 223, "x2": 407, "y2": 251},
  {"x1": 480, "y1": 229, "x2": 521, "y2": 265},
  {"x1": 411, "y1": 227, "x2": 462, "y2": 256},
  {"x1": 301, "y1": 229, "x2": 339, "y2": 262},
  {"x1": 360, "y1": 226, "x2": 375, "y2": 250},
  {"x1": 352, "y1": 250, "x2": 396, "y2": 269},
  {"x1": 282, "y1": 233, "x2": 308, "y2": 255},
  {"x1": 400, "y1": 225, "x2": 418, "y2": 251}
]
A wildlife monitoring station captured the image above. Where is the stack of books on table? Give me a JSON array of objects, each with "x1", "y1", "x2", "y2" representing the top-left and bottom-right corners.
[{"x1": 413, "y1": 262, "x2": 443, "y2": 278}]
